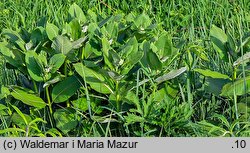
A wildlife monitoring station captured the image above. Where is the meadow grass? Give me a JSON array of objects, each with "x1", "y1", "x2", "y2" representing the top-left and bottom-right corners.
[{"x1": 0, "y1": 0, "x2": 249, "y2": 137}]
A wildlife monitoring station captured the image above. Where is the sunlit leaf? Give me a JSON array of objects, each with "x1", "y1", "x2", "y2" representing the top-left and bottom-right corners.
[
  {"x1": 46, "y1": 23, "x2": 59, "y2": 41},
  {"x1": 11, "y1": 86, "x2": 46, "y2": 108},
  {"x1": 194, "y1": 68, "x2": 230, "y2": 79},
  {"x1": 52, "y1": 76, "x2": 81, "y2": 103}
]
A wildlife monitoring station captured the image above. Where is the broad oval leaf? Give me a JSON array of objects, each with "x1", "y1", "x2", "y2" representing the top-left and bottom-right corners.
[
  {"x1": 52, "y1": 35, "x2": 73, "y2": 55},
  {"x1": 46, "y1": 23, "x2": 59, "y2": 41},
  {"x1": 122, "y1": 37, "x2": 138, "y2": 57},
  {"x1": 68, "y1": 3, "x2": 86, "y2": 23},
  {"x1": 69, "y1": 19, "x2": 81, "y2": 40},
  {"x1": 121, "y1": 50, "x2": 144, "y2": 75},
  {"x1": 147, "y1": 49, "x2": 162, "y2": 71},
  {"x1": 2, "y1": 29, "x2": 26, "y2": 51},
  {"x1": 221, "y1": 76, "x2": 250, "y2": 97},
  {"x1": 74, "y1": 63, "x2": 113, "y2": 94},
  {"x1": 11, "y1": 86, "x2": 46, "y2": 108},
  {"x1": 233, "y1": 52, "x2": 250, "y2": 67},
  {"x1": 52, "y1": 76, "x2": 81, "y2": 103},
  {"x1": 155, "y1": 67, "x2": 187, "y2": 84},
  {"x1": 49, "y1": 54, "x2": 66, "y2": 73},
  {"x1": 25, "y1": 51, "x2": 44, "y2": 82},
  {"x1": 102, "y1": 37, "x2": 114, "y2": 70},
  {"x1": 194, "y1": 68, "x2": 230, "y2": 79},
  {"x1": 134, "y1": 14, "x2": 151, "y2": 29},
  {"x1": 210, "y1": 25, "x2": 228, "y2": 60},
  {"x1": 204, "y1": 78, "x2": 230, "y2": 96},
  {"x1": 54, "y1": 108, "x2": 78, "y2": 134},
  {"x1": 155, "y1": 32, "x2": 173, "y2": 58},
  {"x1": 0, "y1": 42, "x2": 26, "y2": 73}
]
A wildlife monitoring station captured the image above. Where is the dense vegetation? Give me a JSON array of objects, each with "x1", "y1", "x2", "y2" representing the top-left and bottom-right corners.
[{"x1": 0, "y1": 0, "x2": 249, "y2": 137}]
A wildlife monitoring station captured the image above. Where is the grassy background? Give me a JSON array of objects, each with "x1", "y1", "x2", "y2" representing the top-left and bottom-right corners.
[{"x1": 0, "y1": 0, "x2": 249, "y2": 136}]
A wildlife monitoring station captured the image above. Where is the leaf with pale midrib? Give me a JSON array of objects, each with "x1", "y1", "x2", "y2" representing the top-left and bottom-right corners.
[
  {"x1": 52, "y1": 76, "x2": 81, "y2": 103},
  {"x1": 221, "y1": 76, "x2": 250, "y2": 97},
  {"x1": 52, "y1": 35, "x2": 72, "y2": 55},
  {"x1": 194, "y1": 68, "x2": 230, "y2": 79},
  {"x1": 73, "y1": 63, "x2": 113, "y2": 94},
  {"x1": 11, "y1": 87, "x2": 46, "y2": 108},
  {"x1": 46, "y1": 23, "x2": 59, "y2": 41}
]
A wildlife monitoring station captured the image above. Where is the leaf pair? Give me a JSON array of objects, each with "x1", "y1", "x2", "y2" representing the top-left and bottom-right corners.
[
  {"x1": 74, "y1": 63, "x2": 113, "y2": 94},
  {"x1": 25, "y1": 51, "x2": 66, "y2": 82}
]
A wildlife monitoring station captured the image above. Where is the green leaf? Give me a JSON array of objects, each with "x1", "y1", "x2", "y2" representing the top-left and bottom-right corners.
[
  {"x1": 102, "y1": 38, "x2": 121, "y2": 70},
  {"x1": 72, "y1": 37, "x2": 88, "y2": 49},
  {"x1": 30, "y1": 27, "x2": 45, "y2": 47},
  {"x1": 54, "y1": 108, "x2": 78, "y2": 134},
  {"x1": 52, "y1": 76, "x2": 81, "y2": 103},
  {"x1": 155, "y1": 32, "x2": 173, "y2": 58},
  {"x1": 45, "y1": 128, "x2": 63, "y2": 137},
  {"x1": 11, "y1": 105, "x2": 28, "y2": 125},
  {"x1": 11, "y1": 86, "x2": 46, "y2": 108},
  {"x1": 102, "y1": 37, "x2": 114, "y2": 70},
  {"x1": 74, "y1": 63, "x2": 113, "y2": 94},
  {"x1": 48, "y1": 54, "x2": 66, "y2": 73},
  {"x1": 233, "y1": 52, "x2": 250, "y2": 67},
  {"x1": 72, "y1": 97, "x2": 88, "y2": 112},
  {"x1": 0, "y1": 86, "x2": 10, "y2": 100},
  {"x1": 155, "y1": 67, "x2": 187, "y2": 84},
  {"x1": 25, "y1": 51, "x2": 44, "y2": 82},
  {"x1": 204, "y1": 78, "x2": 230, "y2": 95},
  {"x1": 106, "y1": 22, "x2": 118, "y2": 39},
  {"x1": 147, "y1": 49, "x2": 162, "y2": 71},
  {"x1": 69, "y1": 19, "x2": 82, "y2": 40},
  {"x1": 125, "y1": 92, "x2": 142, "y2": 114},
  {"x1": 134, "y1": 14, "x2": 151, "y2": 29},
  {"x1": 210, "y1": 25, "x2": 228, "y2": 60},
  {"x1": 194, "y1": 68, "x2": 230, "y2": 79},
  {"x1": 221, "y1": 76, "x2": 250, "y2": 97},
  {"x1": 237, "y1": 103, "x2": 249, "y2": 114},
  {"x1": 2, "y1": 29, "x2": 26, "y2": 51},
  {"x1": 52, "y1": 35, "x2": 73, "y2": 55},
  {"x1": 121, "y1": 50, "x2": 143, "y2": 75},
  {"x1": 109, "y1": 50, "x2": 122, "y2": 67},
  {"x1": 120, "y1": 37, "x2": 138, "y2": 58},
  {"x1": 46, "y1": 23, "x2": 59, "y2": 41},
  {"x1": 0, "y1": 42, "x2": 26, "y2": 72},
  {"x1": 0, "y1": 104, "x2": 8, "y2": 116},
  {"x1": 68, "y1": 3, "x2": 86, "y2": 23}
]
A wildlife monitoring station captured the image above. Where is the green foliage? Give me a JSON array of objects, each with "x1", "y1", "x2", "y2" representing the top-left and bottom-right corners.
[
  {"x1": 46, "y1": 23, "x2": 59, "y2": 41},
  {"x1": 11, "y1": 86, "x2": 46, "y2": 108},
  {"x1": 0, "y1": 1, "x2": 250, "y2": 137},
  {"x1": 52, "y1": 76, "x2": 81, "y2": 103},
  {"x1": 221, "y1": 76, "x2": 250, "y2": 97},
  {"x1": 53, "y1": 108, "x2": 78, "y2": 134}
]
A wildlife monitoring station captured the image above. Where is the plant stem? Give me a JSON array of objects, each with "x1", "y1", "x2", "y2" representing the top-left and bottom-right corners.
[
  {"x1": 45, "y1": 86, "x2": 54, "y2": 128},
  {"x1": 187, "y1": 71, "x2": 193, "y2": 109},
  {"x1": 32, "y1": 79, "x2": 38, "y2": 93},
  {"x1": 64, "y1": 61, "x2": 70, "y2": 107},
  {"x1": 45, "y1": 86, "x2": 53, "y2": 115},
  {"x1": 232, "y1": 67, "x2": 239, "y2": 130},
  {"x1": 115, "y1": 81, "x2": 121, "y2": 112}
]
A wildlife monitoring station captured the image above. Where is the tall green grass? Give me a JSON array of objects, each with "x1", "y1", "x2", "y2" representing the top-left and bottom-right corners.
[{"x1": 0, "y1": 0, "x2": 249, "y2": 136}]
